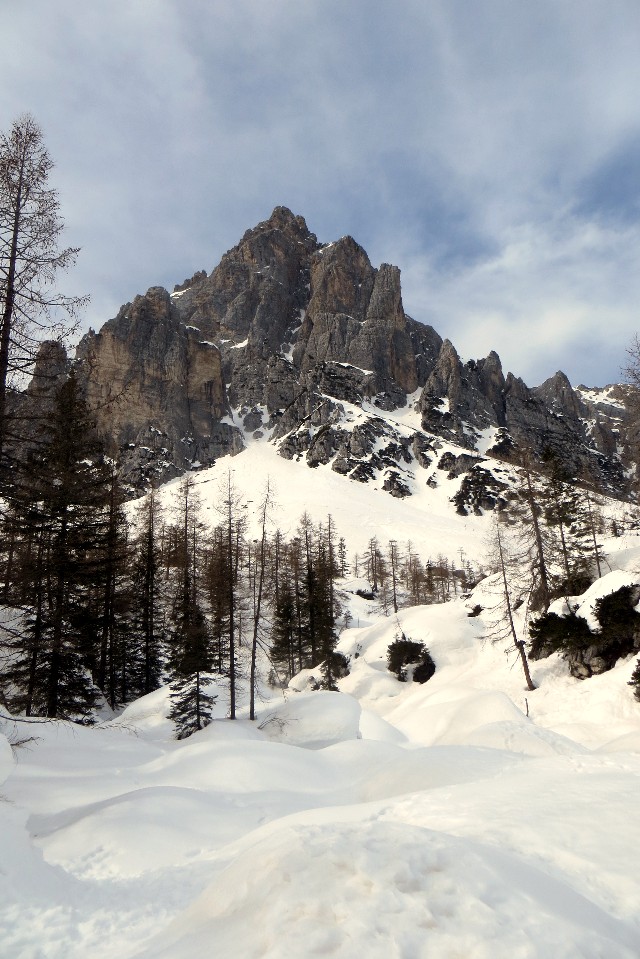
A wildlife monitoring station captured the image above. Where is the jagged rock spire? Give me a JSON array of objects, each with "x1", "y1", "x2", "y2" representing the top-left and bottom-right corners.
[{"x1": 34, "y1": 208, "x2": 629, "y2": 496}]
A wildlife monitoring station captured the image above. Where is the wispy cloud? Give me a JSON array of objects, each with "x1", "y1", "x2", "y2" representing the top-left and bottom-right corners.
[{"x1": 2, "y1": 0, "x2": 639, "y2": 385}]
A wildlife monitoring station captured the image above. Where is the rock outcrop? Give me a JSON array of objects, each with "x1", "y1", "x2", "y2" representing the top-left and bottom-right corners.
[
  {"x1": 419, "y1": 339, "x2": 630, "y2": 492},
  {"x1": 27, "y1": 204, "x2": 633, "y2": 498},
  {"x1": 76, "y1": 286, "x2": 238, "y2": 488},
  {"x1": 6, "y1": 339, "x2": 70, "y2": 460},
  {"x1": 294, "y1": 237, "x2": 439, "y2": 400}
]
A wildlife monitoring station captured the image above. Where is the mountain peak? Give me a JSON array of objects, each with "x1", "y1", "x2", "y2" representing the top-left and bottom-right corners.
[{"x1": 60, "y1": 210, "x2": 634, "y2": 498}]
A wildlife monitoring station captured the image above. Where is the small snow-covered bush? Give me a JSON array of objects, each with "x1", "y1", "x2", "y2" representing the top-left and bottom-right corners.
[
  {"x1": 387, "y1": 637, "x2": 435, "y2": 684},
  {"x1": 412, "y1": 656, "x2": 436, "y2": 684},
  {"x1": 529, "y1": 612, "x2": 592, "y2": 660},
  {"x1": 594, "y1": 586, "x2": 640, "y2": 638},
  {"x1": 530, "y1": 586, "x2": 640, "y2": 679}
]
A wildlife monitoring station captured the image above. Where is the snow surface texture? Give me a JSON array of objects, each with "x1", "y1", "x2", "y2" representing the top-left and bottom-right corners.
[
  {"x1": 3, "y1": 504, "x2": 640, "y2": 954},
  {"x1": 151, "y1": 409, "x2": 498, "y2": 569}
]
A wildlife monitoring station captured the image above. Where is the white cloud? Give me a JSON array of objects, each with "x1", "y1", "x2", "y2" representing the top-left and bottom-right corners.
[
  {"x1": 398, "y1": 215, "x2": 640, "y2": 386},
  {"x1": 1, "y1": 0, "x2": 640, "y2": 385}
]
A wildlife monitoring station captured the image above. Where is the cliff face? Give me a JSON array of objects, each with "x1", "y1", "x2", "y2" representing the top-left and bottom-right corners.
[
  {"x1": 418, "y1": 341, "x2": 628, "y2": 487},
  {"x1": 60, "y1": 206, "x2": 635, "y2": 497},
  {"x1": 293, "y1": 238, "x2": 433, "y2": 397},
  {"x1": 76, "y1": 286, "x2": 238, "y2": 488}
]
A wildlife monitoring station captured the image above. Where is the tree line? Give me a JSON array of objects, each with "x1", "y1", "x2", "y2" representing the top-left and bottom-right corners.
[
  {"x1": 0, "y1": 365, "x2": 481, "y2": 736},
  {"x1": 0, "y1": 373, "x2": 343, "y2": 734},
  {"x1": 482, "y1": 451, "x2": 624, "y2": 688},
  {"x1": 2, "y1": 113, "x2": 639, "y2": 731}
]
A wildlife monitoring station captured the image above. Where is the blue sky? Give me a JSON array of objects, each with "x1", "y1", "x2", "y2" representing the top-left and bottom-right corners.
[{"x1": 2, "y1": 0, "x2": 640, "y2": 387}]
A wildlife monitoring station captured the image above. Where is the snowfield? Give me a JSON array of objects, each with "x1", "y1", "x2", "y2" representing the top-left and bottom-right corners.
[
  {"x1": 3, "y1": 555, "x2": 640, "y2": 957},
  {"x1": 151, "y1": 429, "x2": 499, "y2": 569},
  {"x1": 2, "y1": 443, "x2": 640, "y2": 958}
]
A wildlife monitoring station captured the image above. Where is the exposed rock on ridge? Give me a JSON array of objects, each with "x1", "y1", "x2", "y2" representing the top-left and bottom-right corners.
[
  {"x1": 76, "y1": 286, "x2": 239, "y2": 487},
  {"x1": 53, "y1": 205, "x2": 636, "y2": 498},
  {"x1": 420, "y1": 340, "x2": 628, "y2": 490}
]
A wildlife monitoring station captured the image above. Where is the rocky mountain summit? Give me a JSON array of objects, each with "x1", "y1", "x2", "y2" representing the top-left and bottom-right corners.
[{"x1": 42, "y1": 206, "x2": 637, "y2": 498}]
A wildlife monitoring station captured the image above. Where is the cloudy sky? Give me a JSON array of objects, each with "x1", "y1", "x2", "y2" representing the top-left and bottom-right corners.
[{"x1": 2, "y1": 0, "x2": 640, "y2": 387}]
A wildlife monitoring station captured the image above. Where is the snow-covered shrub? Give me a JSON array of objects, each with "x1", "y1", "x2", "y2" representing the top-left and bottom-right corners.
[
  {"x1": 530, "y1": 586, "x2": 640, "y2": 678},
  {"x1": 387, "y1": 637, "x2": 435, "y2": 684},
  {"x1": 529, "y1": 612, "x2": 592, "y2": 660},
  {"x1": 594, "y1": 586, "x2": 640, "y2": 639},
  {"x1": 412, "y1": 655, "x2": 436, "y2": 684}
]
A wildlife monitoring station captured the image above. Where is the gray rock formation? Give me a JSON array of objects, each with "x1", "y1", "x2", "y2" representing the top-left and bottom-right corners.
[
  {"x1": 76, "y1": 286, "x2": 239, "y2": 489},
  {"x1": 419, "y1": 339, "x2": 630, "y2": 493},
  {"x1": 294, "y1": 237, "x2": 437, "y2": 400},
  {"x1": 21, "y1": 204, "x2": 633, "y2": 499},
  {"x1": 6, "y1": 339, "x2": 70, "y2": 461}
]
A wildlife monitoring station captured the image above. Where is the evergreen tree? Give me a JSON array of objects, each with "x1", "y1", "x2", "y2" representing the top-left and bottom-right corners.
[
  {"x1": 248, "y1": 481, "x2": 274, "y2": 720},
  {"x1": 270, "y1": 560, "x2": 297, "y2": 682},
  {"x1": 577, "y1": 476, "x2": 606, "y2": 579},
  {"x1": 3, "y1": 371, "x2": 115, "y2": 719},
  {"x1": 510, "y1": 457, "x2": 554, "y2": 612},
  {"x1": 387, "y1": 540, "x2": 400, "y2": 614},
  {"x1": 127, "y1": 488, "x2": 165, "y2": 698},
  {"x1": 298, "y1": 512, "x2": 318, "y2": 665},
  {"x1": 485, "y1": 516, "x2": 536, "y2": 691},
  {"x1": 214, "y1": 471, "x2": 246, "y2": 719},
  {"x1": 205, "y1": 526, "x2": 232, "y2": 676},
  {"x1": 628, "y1": 657, "x2": 640, "y2": 702},
  {"x1": 95, "y1": 464, "x2": 130, "y2": 709},
  {"x1": 269, "y1": 516, "x2": 344, "y2": 688},
  {"x1": 315, "y1": 517, "x2": 340, "y2": 689},
  {"x1": 337, "y1": 537, "x2": 348, "y2": 578},
  {"x1": 367, "y1": 536, "x2": 381, "y2": 592},
  {"x1": 168, "y1": 475, "x2": 214, "y2": 738},
  {"x1": 540, "y1": 452, "x2": 593, "y2": 596}
]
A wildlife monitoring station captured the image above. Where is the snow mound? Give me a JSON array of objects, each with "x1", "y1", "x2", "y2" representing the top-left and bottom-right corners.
[
  {"x1": 114, "y1": 686, "x2": 176, "y2": 739},
  {"x1": 463, "y1": 719, "x2": 587, "y2": 756},
  {"x1": 595, "y1": 730, "x2": 640, "y2": 754},
  {"x1": 36, "y1": 786, "x2": 248, "y2": 879},
  {"x1": 259, "y1": 690, "x2": 362, "y2": 749},
  {"x1": 319, "y1": 739, "x2": 519, "y2": 801},
  {"x1": 387, "y1": 688, "x2": 525, "y2": 746},
  {"x1": 140, "y1": 819, "x2": 638, "y2": 959}
]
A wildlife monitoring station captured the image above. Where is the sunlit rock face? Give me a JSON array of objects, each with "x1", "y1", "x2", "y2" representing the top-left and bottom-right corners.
[{"x1": 36, "y1": 205, "x2": 633, "y2": 496}]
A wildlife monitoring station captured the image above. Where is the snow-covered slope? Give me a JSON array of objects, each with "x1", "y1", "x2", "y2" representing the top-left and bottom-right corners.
[
  {"x1": 152, "y1": 432, "x2": 494, "y2": 565},
  {"x1": 2, "y1": 536, "x2": 640, "y2": 957}
]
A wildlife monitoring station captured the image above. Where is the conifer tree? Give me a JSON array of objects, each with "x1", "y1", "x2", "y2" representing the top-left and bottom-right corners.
[
  {"x1": 510, "y1": 457, "x2": 554, "y2": 612},
  {"x1": 387, "y1": 540, "x2": 400, "y2": 613},
  {"x1": 316, "y1": 517, "x2": 339, "y2": 688},
  {"x1": 486, "y1": 516, "x2": 536, "y2": 691},
  {"x1": 298, "y1": 512, "x2": 318, "y2": 665},
  {"x1": 3, "y1": 370, "x2": 115, "y2": 719},
  {"x1": 541, "y1": 456, "x2": 593, "y2": 595},
  {"x1": 628, "y1": 657, "x2": 640, "y2": 702},
  {"x1": 127, "y1": 488, "x2": 165, "y2": 698},
  {"x1": 269, "y1": 516, "x2": 345, "y2": 687},
  {"x1": 337, "y1": 537, "x2": 348, "y2": 578},
  {"x1": 168, "y1": 475, "x2": 214, "y2": 738},
  {"x1": 215, "y1": 471, "x2": 246, "y2": 719},
  {"x1": 579, "y1": 478, "x2": 605, "y2": 580},
  {"x1": 248, "y1": 481, "x2": 274, "y2": 720},
  {"x1": 205, "y1": 526, "x2": 232, "y2": 675},
  {"x1": 95, "y1": 465, "x2": 130, "y2": 709},
  {"x1": 270, "y1": 562, "x2": 297, "y2": 681}
]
